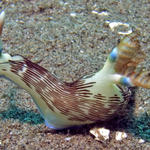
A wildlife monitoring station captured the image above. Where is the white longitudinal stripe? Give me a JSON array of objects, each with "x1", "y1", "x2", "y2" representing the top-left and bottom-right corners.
[
  {"x1": 41, "y1": 74, "x2": 63, "y2": 91},
  {"x1": 79, "y1": 106, "x2": 89, "y2": 115},
  {"x1": 18, "y1": 64, "x2": 27, "y2": 76},
  {"x1": 40, "y1": 90, "x2": 54, "y2": 104},
  {"x1": 39, "y1": 74, "x2": 47, "y2": 81},
  {"x1": 107, "y1": 109, "x2": 115, "y2": 115},
  {"x1": 44, "y1": 86, "x2": 53, "y2": 92},
  {"x1": 46, "y1": 78, "x2": 67, "y2": 92},
  {"x1": 104, "y1": 103, "x2": 109, "y2": 109}
]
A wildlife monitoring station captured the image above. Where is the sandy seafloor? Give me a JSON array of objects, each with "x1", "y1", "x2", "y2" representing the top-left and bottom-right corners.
[{"x1": 0, "y1": 0, "x2": 149, "y2": 149}]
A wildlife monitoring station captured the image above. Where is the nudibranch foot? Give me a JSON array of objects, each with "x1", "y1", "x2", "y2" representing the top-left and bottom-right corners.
[
  {"x1": 45, "y1": 120, "x2": 61, "y2": 130},
  {"x1": 45, "y1": 120, "x2": 75, "y2": 130}
]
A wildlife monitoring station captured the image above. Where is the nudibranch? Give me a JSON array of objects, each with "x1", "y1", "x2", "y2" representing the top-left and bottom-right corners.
[{"x1": 0, "y1": 11, "x2": 149, "y2": 129}]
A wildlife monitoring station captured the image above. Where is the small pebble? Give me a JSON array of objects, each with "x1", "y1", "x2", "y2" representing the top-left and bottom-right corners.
[
  {"x1": 91, "y1": 10, "x2": 109, "y2": 16},
  {"x1": 70, "y1": 12, "x2": 77, "y2": 17},
  {"x1": 65, "y1": 137, "x2": 72, "y2": 141},
  {"x1": 90, "y1": 127, "x2": 110, "y2": 141},
  {"x1": 115, "y1": 131, "x2": 127, "y2": 141},
  {"x1": 105, "y1": 21, "x2": 132, "y2": 35},
  {"x1": 80, "y1": 50, "x2": 84, "y2": 53},
  {"x1": 138, "y1": 139, "x2": 145, "y2": 144}
]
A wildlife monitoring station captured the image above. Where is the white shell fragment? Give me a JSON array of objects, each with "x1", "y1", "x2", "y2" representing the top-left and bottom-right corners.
[
  {"x1": 90, "y1": 127, "x2": 110, "y2": 141},
  {"x1": 115, "y1": 131, "x2": 127, "y2": 141},
  {"x1": 138, "y1": 139, "x2": 145, "y2": 144},
  {"x1": 64, "y1": 137, "x2": 72, "y2": 141},
  {"x1": 91, "y1": 10, "x2": 109, "y2": 16},
  {"x1": 105, "y1": 21, "x2": 132, "y2": 35},
  {"x1": 70, "y1": 12, "x2": 77, "y2": 17}
]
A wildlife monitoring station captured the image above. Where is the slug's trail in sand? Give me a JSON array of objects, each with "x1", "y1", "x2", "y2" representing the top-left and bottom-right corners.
[{"x1": 0, "y1": 11, "x2": 149, "y2": 129}]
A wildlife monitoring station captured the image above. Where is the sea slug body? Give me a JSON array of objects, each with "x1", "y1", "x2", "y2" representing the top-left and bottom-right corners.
[{"x1": 0, "y1": 11, "x2": 149, "y2": 129}]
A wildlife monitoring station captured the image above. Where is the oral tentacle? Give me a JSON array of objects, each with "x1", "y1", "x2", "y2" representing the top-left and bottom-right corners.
[{"x1": 109, "y1": 74, "x2": 133, "y2": 87}]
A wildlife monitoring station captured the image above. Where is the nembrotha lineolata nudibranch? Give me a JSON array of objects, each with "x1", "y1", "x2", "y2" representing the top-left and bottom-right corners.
[{"x1": 0, "y1": 11, "x2": 149, "y2": 129}]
